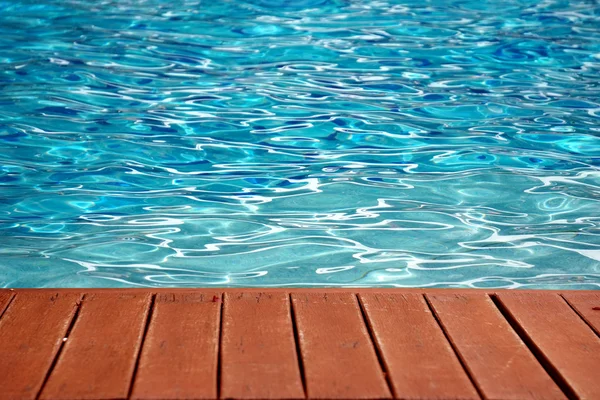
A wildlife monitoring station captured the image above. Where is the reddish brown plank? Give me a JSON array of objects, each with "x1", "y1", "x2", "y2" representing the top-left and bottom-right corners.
[
  {"x1": 359, "y1": 293, "x2": 479, "y2": 400},
  {"x1": 497, "y1": 292, "x2": 600, "y2": 399},
  {"x1": 40, "y1": 293, "x2": 152, "y2": 400},
  {"x1": 562, "y1": 292, "x2": 600, "y2": 336},
  {"x1": 0, "y1": 290, "x2": 14, "y2": 318},
  {"x1": 291, "y1": 293, "x2": 391, "y2": 400},
  {"x1": 426, "y1": 293, "x2": 565, "y2": 400},
  {"x1": 0, "y1": 292, "x2": 81, "y2": 400},
  {"x1": 221, "y1": 292, "x2": 304, "y2": 399},
  {"x1": 131, "y1": 292, "x2": 221, "y2": 400}
]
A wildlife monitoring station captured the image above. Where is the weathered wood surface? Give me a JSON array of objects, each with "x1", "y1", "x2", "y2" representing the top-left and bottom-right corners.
[
  {"x1": 40, "y1": 293, "x2": 152, "y2": 400},
  {"x1": 359, "y1": 293, "x2": 479, "y2": 400},
  {"x1": 0, "y1": 292, "x2": 81, "y2": 400},
  {"x1": 0, "y1": 290, "x2": 13, "y2": 317},
  {"x1": 562, "y1": 292, "x2": 600, "y2": 336},
  {"x1": 291, "y1": 293, "x2": 391, "y2": 399},
  {"x1": 0, "y1": 288, "x2": 598, "y2": 400},
  {"x1": 221, "y1": 292, "x2": 304, "y2": 399},
  {"x1": 497, "y1": 292, "x2": 600, "y2": 399},
  {"x1": 131, "y1": 292, "x2": 221, "y2": 400},
  {"x1": 426, "y1": 293, "x2": 566, "y2": 400}
]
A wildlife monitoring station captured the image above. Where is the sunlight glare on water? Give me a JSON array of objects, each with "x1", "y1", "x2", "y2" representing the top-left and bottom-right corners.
[{"x1": 0, "y1": 0, "x2": 599, "y2": 288}]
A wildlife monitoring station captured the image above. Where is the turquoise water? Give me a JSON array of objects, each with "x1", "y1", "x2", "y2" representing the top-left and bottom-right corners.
[{"x1": 1, "y1": 0, "x2": 599, "y2": 289}]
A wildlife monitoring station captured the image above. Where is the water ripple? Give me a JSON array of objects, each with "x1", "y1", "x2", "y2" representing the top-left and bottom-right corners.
[{"x1": 0, "y1": 0, "x2": 599, "y2": 288}]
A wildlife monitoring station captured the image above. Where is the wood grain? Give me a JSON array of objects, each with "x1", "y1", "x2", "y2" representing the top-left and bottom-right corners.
[
  {"x1": 221, "y1": 292, "x2": 304, "y2": 399},
  {"x1": 359, "y1": 293, "x2": 479, "y2": 400},
  {"x1": 131, "y1": 292, "x2": 221, "y2": 400},
  {"x1": 291, "y1": 292, "x2": 391, "y2": 400},
  {"x1": 0, "y1": 292, "x2": 81, "y2": 400},
  {"x1": 427, "y1": 293, "x2": 565, "y2": 400},
  {"x1": 40, "y1": 293, "x2": 152, "y2": 400},
  {"x1": 497, "y1": 292, "x2": 600, "y2": 399},
  {"x1": 562, "y1": 292, "x2": 600, "y2": 336}
]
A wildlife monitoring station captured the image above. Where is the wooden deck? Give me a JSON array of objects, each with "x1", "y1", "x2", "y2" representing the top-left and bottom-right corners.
[{"x1": 0, "y1": 289, "x2": 598, "y2": 400}]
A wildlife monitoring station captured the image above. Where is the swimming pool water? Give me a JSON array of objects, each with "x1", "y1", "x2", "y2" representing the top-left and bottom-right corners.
[{"x1": 1, "y1": 0, "x2": 599, "y2": 288}]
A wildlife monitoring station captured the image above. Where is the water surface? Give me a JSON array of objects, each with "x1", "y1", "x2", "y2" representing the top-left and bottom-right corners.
[{"x1": 1, "y1": 0, "x2": 599, "y2": 288}]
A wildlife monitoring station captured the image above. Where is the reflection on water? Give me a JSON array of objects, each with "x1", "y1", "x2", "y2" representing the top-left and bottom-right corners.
[{"x1": 0, "y1": 0, "x2": 599, "y2": 288}]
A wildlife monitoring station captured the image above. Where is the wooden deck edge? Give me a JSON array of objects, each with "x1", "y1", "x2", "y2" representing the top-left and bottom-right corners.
[
  {"x1": 3, "y1": 287, "x2": 599, "y2": 295},
  {"x1": 1, "y1": 288, "x2": 598, "y2": 400}
]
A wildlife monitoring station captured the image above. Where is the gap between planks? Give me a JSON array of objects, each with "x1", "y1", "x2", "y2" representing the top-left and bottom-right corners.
[
  {"x1": 289, "y1": 293, "x2": 308, "y2": 399},
  {"x1": 216, "y1": 292, "x2": 224, "y2": 400},
  {"x1": 422, "y1": 294, "x2": 485, "y2": 400},
  {"x1": 127, "y1": 294, "x2": 157, "y2": 399},
  {"x1": 355, "y1": 294, "x2": 395, "y2": 398},
  {"x1": 489, "y1": 294, "x2": 576, "y2": 400},
  {"x1": 35, "y1": 294, "x2": 85, "y2": 400}
]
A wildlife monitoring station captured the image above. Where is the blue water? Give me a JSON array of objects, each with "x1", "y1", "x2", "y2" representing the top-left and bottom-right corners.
[{"x1": 1, "y1": 0, "x2": 599, "y2": 288}]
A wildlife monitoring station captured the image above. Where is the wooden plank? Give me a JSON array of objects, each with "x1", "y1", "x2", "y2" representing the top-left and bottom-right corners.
[
  {"x1": 496, "y1": 292, "x2": 600, "y2": 399},
  {"x1": 562, "y1": 292, "x2": 600, "y2": 336},
  {"x1": 426, "y1": 293, "x2": 566, "y2": 400},
  {"x1": 359, "y1": 293, "x2": 479, "y2": 400},
  {"x1": 0, "y1": 291, "x2": 14, "y2": 318},
  {"x1": 131, "y1": 292, "x2": 221, "y2": 400},
  {"x1": 291, "y1": 292, "x2": 391, "y2": 400},
  {"x1": 0, "y1": 292, "x2": 81, "y2": 400},
  {"x1": 40, "y1": 293, "x2": 152, "y2": 400},
  {"x1": 221, "y1": 292, "x2": 304, "y2": 399}
]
